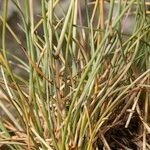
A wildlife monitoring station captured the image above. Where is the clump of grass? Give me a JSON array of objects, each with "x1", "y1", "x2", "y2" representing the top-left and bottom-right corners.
[{"x1": 0, "y1": 0, "x2": 150, "y2": 149}]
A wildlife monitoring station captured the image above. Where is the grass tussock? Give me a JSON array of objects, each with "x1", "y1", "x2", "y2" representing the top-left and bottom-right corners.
[{"x1": 0, "y1": 0, "x2": 150, "y2": 149}]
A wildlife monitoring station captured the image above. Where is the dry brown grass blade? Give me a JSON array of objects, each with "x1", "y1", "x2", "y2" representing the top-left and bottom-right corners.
[{"x1": 19, "y1": 44, "x2": 54, "y2": 85}]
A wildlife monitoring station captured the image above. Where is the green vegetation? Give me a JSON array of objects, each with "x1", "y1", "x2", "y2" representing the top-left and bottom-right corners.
[{"x1": 0, "y1": 0, "x2": 150, "y2": 149}]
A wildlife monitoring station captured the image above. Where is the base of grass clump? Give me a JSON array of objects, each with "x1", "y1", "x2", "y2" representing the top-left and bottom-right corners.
[{"x1": 0, "y1": 0, "x2": 150, "y2": 149}]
